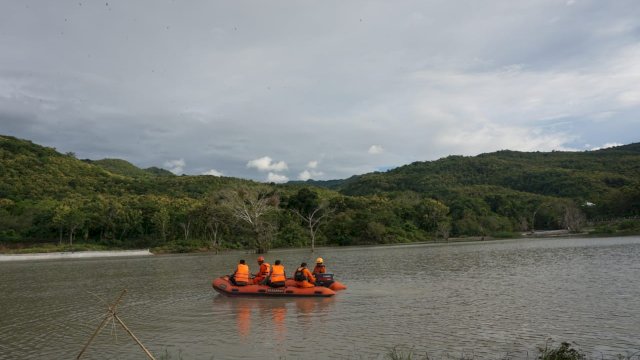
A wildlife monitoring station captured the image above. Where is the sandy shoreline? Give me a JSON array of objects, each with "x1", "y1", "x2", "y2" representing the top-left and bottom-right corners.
[{"x1": 0, "y1": 249, "x2": 152, "y2": 262}]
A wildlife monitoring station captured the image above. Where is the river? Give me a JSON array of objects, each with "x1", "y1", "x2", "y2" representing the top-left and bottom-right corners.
[{"x1": 1, "y1": 236, "x2": 639, "y2": 359}]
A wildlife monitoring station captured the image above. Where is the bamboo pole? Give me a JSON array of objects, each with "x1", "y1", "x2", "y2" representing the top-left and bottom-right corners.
[
  {"x1": 76, "y1": 313, "x2": 111, "y2": 360},
  {"x1": 113, "y1": 314, "x2": 156, "y2": 360},
  {"x1": 77, "y1": 289, "x2": 127, "y2": 359}
]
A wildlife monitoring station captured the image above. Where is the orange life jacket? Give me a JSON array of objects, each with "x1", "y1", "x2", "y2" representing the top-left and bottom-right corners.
[
  {"x1": 258, "y1": 263, "x2": 271, "y2": 277},
  {"x1": 270, "y1": 264, "x2": 285, "y2": 282},
  {"x1": 294, "y1": 267, "x2": 315, "y2": 283},
  {"x1": 313, "y1": 264, "x2": 326, "y2": 274},
  {"x1": 235, "y1": 263, "x2": 249, "y2": 284}
]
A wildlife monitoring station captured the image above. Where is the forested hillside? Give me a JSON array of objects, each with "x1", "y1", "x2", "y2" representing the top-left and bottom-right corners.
[
  {"x1": 1, "y1": 134, "x2": 639, "y2": 253},
  {"x1": 310, "y1": 144, "x2": 640, "y2": 219},
  {"x1": 318, "y1": 144, "x2": 640, "y2": 199},
  {"x1": 83, "y1": 159, "x2": 175, "y2": 178}
]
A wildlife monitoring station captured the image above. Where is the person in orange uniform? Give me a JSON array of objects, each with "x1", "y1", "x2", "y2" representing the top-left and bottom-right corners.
[
  {"x1": 268, "y1": 260, "x2": 286, "y2": 288},
  {"x1": 294, "y1": 262, "x2": 316, "y2": 288},
  {"x1": 312, "y1": 257, "x2": 334, "y2": 287},
  {"x1": 312, "y1": 257, "x2": 326, "y2": 275},
  {"x1": 230, "y1": 259, "x2": 250, "y2": 286},
  {"x1": 253, "y1": 256, "x2": 271, "y2": 285}
]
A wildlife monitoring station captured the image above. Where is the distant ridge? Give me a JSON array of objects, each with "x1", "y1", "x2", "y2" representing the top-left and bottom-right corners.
[
  {"x1": 301, "y1": 142, "x2": 640, "y2": 199},
  {"x1": 83, "y1": 159, "x2": 175, "y2": 178},
  {"x1": 0, "y1": 134, "x2": 253, "y2": 200}
]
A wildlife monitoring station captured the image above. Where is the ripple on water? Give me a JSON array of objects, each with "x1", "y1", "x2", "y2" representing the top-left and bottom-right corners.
[{"x1": 2, "y1": 237, "x2": 640, "y2": 359}]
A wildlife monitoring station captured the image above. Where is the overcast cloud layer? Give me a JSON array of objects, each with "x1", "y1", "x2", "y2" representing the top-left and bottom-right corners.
[{"x1": 1, "y1": 1, "x2": 639, "y2": 182}]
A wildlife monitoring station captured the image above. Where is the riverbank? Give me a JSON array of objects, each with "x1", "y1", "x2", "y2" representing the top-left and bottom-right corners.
[
  {"x1": 0, "y1": 249, "x2": 152, "y2": 262},
  {"x1": 2, "y1": 225, "x2": 639, "y2": 257}
]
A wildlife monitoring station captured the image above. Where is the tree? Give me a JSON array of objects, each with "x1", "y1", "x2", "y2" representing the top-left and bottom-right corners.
[
  {"x1": 366, "y1": 221, "x2": 387, "y2": 243},
  {"x1": 173, "y1": 198, "x2": 199, "y2": 242},
  {"x1": 151, "y1": 206, "x2": 170, "y2": 242},
  {"x1": 561, "y1": 201, "x2": 586, "y2": 232},
  {"x1": 419, "y1": 198, "x2": 450, "y2": 236},
  {"x1": 114, "y1": 198, "x2": 143, "y2": 241},
  {"x1": 202, "y1": 194, "x2": 232, "y2": 252},
  {"x1": 222, "y1": 187, "x2": 279, "y2": 253},
  {"x1": 52, "y1": 197, "x2": 87, "y2": 245},
  {"x1": 288, "y1": 188, "x2": 333, "y2": 252}
]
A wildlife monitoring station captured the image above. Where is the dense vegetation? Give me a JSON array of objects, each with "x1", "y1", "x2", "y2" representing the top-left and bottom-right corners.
[{"x1": 1, "y1": 134, "x2": 639, "y2": 253}]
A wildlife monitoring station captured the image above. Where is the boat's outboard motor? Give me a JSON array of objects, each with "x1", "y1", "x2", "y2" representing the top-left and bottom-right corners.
[{"x1": 315, "y1": 273, "x2": 335, "y2": 287}]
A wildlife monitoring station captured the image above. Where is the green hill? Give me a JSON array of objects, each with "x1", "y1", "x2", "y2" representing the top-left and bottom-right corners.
[
  {"x1": 305, "y1": 144, "x2": 640, "y2": 238},
  {"x1": 83, "y1": 158, "x2": 175, "y2": 178},
  {"x1": 309, "y1": 144, "x2": 640, "y2": 209},
  {"x1": 1, "y1": 134, "x2": 639, "y2": 252},
  {"x1": 0, "y1": 135, "x2": 124, "y2": 201},
  {"x1": 0, "y1": 135, "x2": 256, "y2": 200}
]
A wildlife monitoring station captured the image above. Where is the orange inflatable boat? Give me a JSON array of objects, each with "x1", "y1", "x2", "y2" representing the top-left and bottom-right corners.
[
  {"x1": 212, "y1": 276, "x2": 336, "y2": 297},
  {"x1": 284, "y1": 273, "x2": 347, "y2": 291}
]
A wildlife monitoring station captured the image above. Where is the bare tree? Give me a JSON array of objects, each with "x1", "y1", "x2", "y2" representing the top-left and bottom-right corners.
[
  {"x1": 205, "y1": 221, "x2": 222, "y2": 251},
  {"x1": 292, "y1": 202, "x2": 333, "y2": 252},
  {"x1": 222, "y1": 187, "x2": 279, "y2": 253},
  {"x1": 562, "y1": 202, "x2": 586, "y2": 232},
  {"x1": 203, "y1": 197, "x2": 230, "y2": 253}
]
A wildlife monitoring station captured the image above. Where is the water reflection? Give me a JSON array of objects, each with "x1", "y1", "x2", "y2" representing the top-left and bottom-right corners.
[
  {"x1": 270, "y1": 305, "x2": 286, "y2": 343},
  {"x1": 236, "y1": 299, "x2": 252, "y2": 339},
  {"x1": 212, "y1": 295, "x2": 335, "y2": 347}
]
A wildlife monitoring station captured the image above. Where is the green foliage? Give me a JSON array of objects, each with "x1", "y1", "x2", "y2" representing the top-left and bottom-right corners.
[
  {"x1": 274, "y1": 211, "x2": 308, "y2": 248},
  {"x1": 2, "y1": 134, "x2": 640, "y2": 253},
  {"x1": 591, "y1": 218, "x2": 640, "y2": 236},
  {"x1": 83, "y1": 158, "x2": 159, "y2": 178},
  {"x1": 284, "y1": 187, "x2": 320, "y2": 214},
  {"x1": 491, "y1": 231, "x2": 521, "y2": 239}
]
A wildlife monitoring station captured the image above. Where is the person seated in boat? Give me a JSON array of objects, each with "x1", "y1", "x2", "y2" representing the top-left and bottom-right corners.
[
  {"x1": 294, "y1": 262, "x2": 316, "y2": 288},
  {"x1": 230, "y1": 259, "x2": 250, "y2": 286},
  {"x1": 253, "y1": 256, "x2": 271, "y2": 285},
  {"x1": 268, "y1": 260, "x2": 286, "y2": 288},
  {"x1": 313, "y1": 257, "x2": 335, "y2": 287},
  {"x1": 313, "y1": 257, "x2": 326, "y2": 275}
]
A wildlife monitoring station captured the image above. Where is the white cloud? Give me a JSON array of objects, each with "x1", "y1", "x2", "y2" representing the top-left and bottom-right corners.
[
  {"x1": 590, "y1": 111, "x2": 616, "y2": 122},
  {"x1": 298, "y1": 160, "x2": 324, "y2": 180},
  {"x1": 298, "y1": 170, "x2": 312, "y2": 181},
  {"x1": 297, "y1": 170, "x2": 324, "y2": 181},
  {"x1": 368, "y1": 145, "x2": 384, "y2": 155},
  {"x1": 618, "y1": 91, "x2": 640, "y2": 106},
  {"x1": 246, "y1": 156, "x2": 288, "y2": 172},
  {"x1": 267, "y1": 172, "x2": 289, "y2": 183},
  {"x1": 164, "y1": 159, "x2": 186, "y2": 175},
  {"x1": 202, "y1": 169, "x2": 223, "y2": 176}
]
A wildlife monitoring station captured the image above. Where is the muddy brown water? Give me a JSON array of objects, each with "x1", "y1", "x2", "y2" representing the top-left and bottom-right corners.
[{"x1": 1, "y1": 236, "x2": 640, "y2": 359}]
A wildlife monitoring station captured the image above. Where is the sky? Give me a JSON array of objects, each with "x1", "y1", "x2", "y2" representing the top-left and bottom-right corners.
[{"x1": 1, "y1": 1, "x2": 639, "y2": 182}]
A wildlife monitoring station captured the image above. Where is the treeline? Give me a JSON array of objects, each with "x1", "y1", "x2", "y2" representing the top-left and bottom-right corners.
[
  {"x1": 0, "y1": 187, "x2": 456, "y2": 251},
  {"x1": 1, "y1": 134, "x2": 640, "y2": 252}
]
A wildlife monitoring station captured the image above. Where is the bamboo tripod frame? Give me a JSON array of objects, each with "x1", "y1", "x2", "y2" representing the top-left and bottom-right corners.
[{"x1": 77, "y1": 289, "x2": 156, "y2": 360}]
